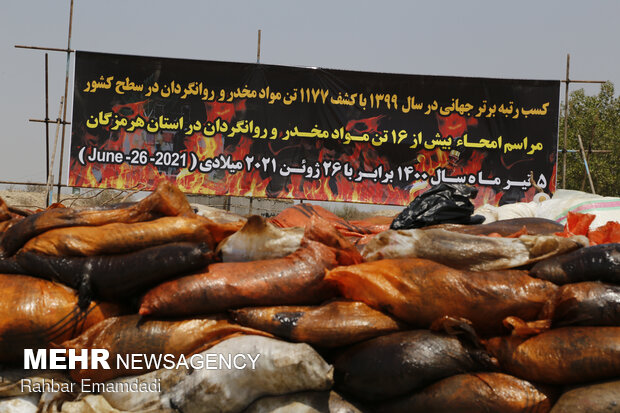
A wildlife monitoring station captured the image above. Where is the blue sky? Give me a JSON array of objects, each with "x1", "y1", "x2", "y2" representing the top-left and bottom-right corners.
[{"x1": 1, "y1": 0, "x2": 618, "y2": 187}]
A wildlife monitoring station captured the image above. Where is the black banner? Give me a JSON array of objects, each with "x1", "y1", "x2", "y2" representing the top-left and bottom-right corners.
[{"x1": 70, "y1": 51, "x2": 560, "y2": 206}]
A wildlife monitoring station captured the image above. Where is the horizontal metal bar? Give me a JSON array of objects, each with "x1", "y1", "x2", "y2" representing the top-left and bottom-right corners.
[
  {"x1": 0, "y1": 180, "x2": 63, "y2": 187},
  {"x1": 561, "y1": 149, "x2": 612, "y2": 153},
  {"x1": 15, "y1": 45, "x2": 74, "y2": 53},
  {"x1": 561, "y1": 79, "x2": 607, "y2": 84},
  {"x1": 29, "y1": 118, "x2": 71, "y2": 125}
]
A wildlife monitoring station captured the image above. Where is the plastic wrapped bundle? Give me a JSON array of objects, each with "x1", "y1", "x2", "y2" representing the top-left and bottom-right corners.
[
  {"x1": 530, "y1": 243, "x2": 620, "y2": 284},
  {"x1": 271, "y1": 204, "x2": 373, "y2": 242},
  {"x1": 539, "y1": 281, "x2": 620, "y2": 327},
  {"x1": 62, "y1": 314, "x2": 271, "y2": 382},
  {"x1": 0, "y1": 180, "x2": 192, "y2": 258},
  {"x1": 217, "y1": 215, "x2": 304, "y2": 262},
  {"x1": 0, "y1": 273, "x2": 122, "y2": 363},
  {"x1": 101, "y1": 335, "x2": 334, "y2": 413},
  {"x1": 485, "y1": 326, "x2": 620, "y2": 384},
  {"x1": 550, "y1": 379, "x2": 620, "y2": 413},
  {"x1": 0, "y1": 196, "x2": 11, "y2": 222},
  {"x1": 243, "y1": 391, "x2": 362, "y2": 413},
  {"x1": 333, "y1": 330, "x2": 497, "y2": 401},
  {"x1": 17, "y1": 242, "x2": 216, "y2": 301},
  {"x1": 362, "y1": 229, "x2": 586, "y2": 271},
  {"x1": 21, "y1": 215, "x2": 215, "y2": 256},
  {"x1": 326, "y1": 258, "x2": 557, "y2": 336},
  {"x1": 375, "y1": 372, "x2": 556, "y2": 413},
  {"x1": 231, "y1": 300, "x2": 405, "y2": 348},
  {"x1": 140, "y1": 240, "x2": 339, "y2": 317},
  {"x1": 390, "y1": 183, "x2": 482, "y2": 230},
  {"x1": 432, "y1": 217, "x2": 565, "y2": 236}
]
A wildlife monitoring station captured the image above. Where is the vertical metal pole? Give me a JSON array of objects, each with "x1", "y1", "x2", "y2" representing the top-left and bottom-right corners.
[
  {"x1": 45, "y1": 53, "x2": 51, "y2": 207},
  {"x1": 576, "y1": 134, "x2": 596, "y2": 194},
  {"x1": 562, "y1": 54, "x2": 570, "y2": 189},
  {"x1": 46, "y1": 97, "x2": 65, "y2": 204},
  {"x1": 55, "y1": 0, "x2": 74, "y2": 202},
  {"x1": 248, "y1": 29, "x2": 261, "y2": 215},
  {"x1": 257, "y1": 29, "x2": 261, "y2": 63}
]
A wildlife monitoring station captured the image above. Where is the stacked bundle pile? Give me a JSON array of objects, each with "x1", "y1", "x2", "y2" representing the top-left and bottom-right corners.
[{"x1": 0, "y1": 181, "x2": 617, "y2": 413}]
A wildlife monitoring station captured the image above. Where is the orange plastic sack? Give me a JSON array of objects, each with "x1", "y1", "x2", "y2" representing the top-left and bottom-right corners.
[
  {"x1": 555, "y1": 211, "x2": 619, "y2": 245},
  {"x1": 485, "y1": 326, "x2": 620, "y2": 385},
  {"x1": 140, "y1": 240, "x2": 339, "y2": 317},
  {"x1": 0, "y1": 180, "x2": 192, "y2": 257},
  {"x1": 375, "y1": 372, "x2": 555, "y2": 413},
  {"x1": 588, "y1": 221, "x2": 620, "y2": 245},
  {"x1": 0, "y1": 273, "x2": 122, "y2": 363},
  {"x1": 63, "y1": 314, "x2": 271, "y2": 382},
  {"x1": 231, "y1": 300, "x2": 404, "y2": 348},
  {"x1": 271, "y1": 204, "x2": 372, "y2": 241},
  {"x1": 326, "y1": 258, "x2": 557, "y2": 336}
]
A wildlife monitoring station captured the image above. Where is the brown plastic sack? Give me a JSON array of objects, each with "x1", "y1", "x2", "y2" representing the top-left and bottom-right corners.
[
  {"x1": 539, "y1": 281, "x2": 620, "y2": 327},
  {"x1": 550, "y1": 379, "x2": 620, "y2": 413},
  {"x1": 326, "y1": 258, "x2": 557, "y2": 336},
  {"x1": 17, "y1": 242, "x2": 216, "y2": 301},
  {"x1": 303, "y1": 216, "x2": 363, "y2": 266},
  {"x1": 430, "y1": 217, "x2": 564, "y2": 236},
  {"x1": 62, "y1": 313, "x2": 271, "y2": 382},
  {"x1": 140, "y1": 240, "x2": 338, "y2": 317},
  {"x1": 485, "y1": 326, "x2": 620, "y2": 384},
  {"x1": 271, "y1": 204, "x2": 372, "y2": 242},
  {"x1": 0, "y1": 197, "x2": 11, "y2": 222},
  {"x1": 375, "y1": 372, "x2": 556, "y2": 413},
  {"x1": 0, "y1": 273, "x2": 122, "y2": 363},
  {"x1": 333, "y1": 330, "x2": 497, "y2": 401},
  {"x1": 231, "y1": 300, "x2": 405, "y2": 348},
  {"x1": 0, "y1": 180, "x2": 192, "y2": 258},
  {"x1": 530, "y1": 243, "x2": 620, "y2": 284},
  {"x1": 21, "y1": 215, "x2": 215, "y2": 256}
]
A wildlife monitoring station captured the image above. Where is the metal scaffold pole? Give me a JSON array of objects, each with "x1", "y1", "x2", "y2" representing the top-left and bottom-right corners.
[{"x1": 55, "y1": 0, "x2": 75, "y2": 203}]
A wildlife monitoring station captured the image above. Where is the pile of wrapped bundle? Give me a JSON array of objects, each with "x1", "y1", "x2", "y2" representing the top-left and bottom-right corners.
[{"x1": 0, "y1": 181, "x2": 618, "y2": 413}]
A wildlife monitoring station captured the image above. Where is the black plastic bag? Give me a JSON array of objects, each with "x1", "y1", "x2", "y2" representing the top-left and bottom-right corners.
[{"x1": 390, "y1": 184, "x2": 484, "y2": 230}]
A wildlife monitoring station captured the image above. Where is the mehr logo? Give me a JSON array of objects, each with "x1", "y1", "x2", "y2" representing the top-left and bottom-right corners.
[{"x1": 24, "y1": 349, "x2": 110, "y2": 370}]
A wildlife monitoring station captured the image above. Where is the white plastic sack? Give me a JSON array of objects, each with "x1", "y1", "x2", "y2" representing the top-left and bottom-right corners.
[
  {"x1": 475, "y1": 189, "x2": 620, "y2": 229},
  {"x1": 53, "y1": 395, "x2": 131, "y2": 413},
  {"x1": 217, "y1": 215, "x2": 304, "y2": 262},
  {"x1": 474, "y1": 202, "x2": 540, "y2": 223},
  {"x1": 362, "y1": 228, "x2": 588, "y2": 271},
  {"x1": 192, "y1": 203, "x2": 247, "y2": 224},
  {"x1": 0, "y1": 395, "x2": 39, "y2": 413},
  {"x1": 535, "y1": 189, "x2": 620, "y2": 229},
  {"x1": 102, "y1": 335, "x2": 334, "y2": 413},
  {"x1": 243, "y1": 391, "x2": 362, "y2": 413}
]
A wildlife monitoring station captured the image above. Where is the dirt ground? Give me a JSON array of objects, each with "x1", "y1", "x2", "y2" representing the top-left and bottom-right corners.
[
  {"x1": 0, "y1": 187, "x2": 137, "y2": 211},
  {"x1": 0, "y1": 190, "x2": 48, "y2": 210}
]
